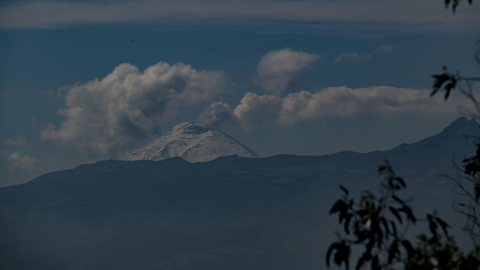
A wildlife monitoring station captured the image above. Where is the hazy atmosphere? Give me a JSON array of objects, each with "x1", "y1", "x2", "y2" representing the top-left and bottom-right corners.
[
  {"x1": 1, "y1": 0, "x2": 478, "y2": 187},
  {"x1": 1, "y1": 1, "x2": 480, "y2": 270}
]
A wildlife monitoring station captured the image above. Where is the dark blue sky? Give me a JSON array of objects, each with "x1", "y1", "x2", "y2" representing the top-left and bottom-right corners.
[{"x1": 0, "y1": 0, "x2": 479, "y2": 186}]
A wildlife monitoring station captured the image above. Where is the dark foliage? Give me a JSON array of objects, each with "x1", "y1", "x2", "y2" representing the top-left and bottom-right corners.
[
  {"x1": 328, "y1": 1, "x2": 480, "y2": 269},
  {"x1": 403, "y1": 234, "x2": 480, "y2": 270},
  {"x1": 444, "y1": 0, "x2": 473, "y2": 12},
  {"x1": 431, "y1": 67, "x2": 457, "y2": 100},
  {"x1": 431, "y1": 43, "x2": 480, "y2": 245},
  {"x1": 326, "y1": 161, "x2": 452, "y2": 270}
]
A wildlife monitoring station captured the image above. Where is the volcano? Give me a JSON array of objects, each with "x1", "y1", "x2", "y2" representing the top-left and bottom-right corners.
[{"x1": 121, "y1": 122, "x2": 259, "y2": 162}]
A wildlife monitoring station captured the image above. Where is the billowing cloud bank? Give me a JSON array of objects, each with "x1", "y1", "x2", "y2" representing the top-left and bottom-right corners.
[
  {"x1": 278, "y1": 86, "x2": 450, "y2": 125},
  {"x1": 199, "y1": 86, "x2": 456, "y2": 129},
  {"x1": 39, "y1": 48, "x2": 457, "y2": 160},
  {"x1": 199, "y1": 48, "x2": 453, "y2": 130},
  {"x1": 256, "y1": 48, "x2": 320, "y2": 95},
  {"x1": 199, "y1": 93, "x2": 282, "y2": 131},
  {"x1": 40, "y1": 61, "x2": 228, "y2": 159}
]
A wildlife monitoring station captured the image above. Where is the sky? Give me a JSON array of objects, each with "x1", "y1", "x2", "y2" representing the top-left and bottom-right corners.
[{"x1": 0, "y1": 0, "x2": 479, "y2": 187}]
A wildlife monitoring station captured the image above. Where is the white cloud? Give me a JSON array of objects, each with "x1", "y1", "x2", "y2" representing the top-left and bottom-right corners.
[
  {"x1": 198, "y1": 93, "x2": 282, "y2": 130},
  {"x1": 198, "y1": 86, "x2": 458, "y2": 129},
  {"x1": 40, "y1": 61, "x2": 228, "y2": 159},
  {"x1": 375, "y1": 45, "x2": 393, "y2": 54},
  {"x1": 278, "y1": 86, "x2": 456, "y2": 125},
  {"x1": 233, "y1": 93, "x2": 283, "y2": 130},
  {"x1": 334, "y1": 52, "x2": 372, "y2": 64},
  {"x1": 1, "y1": 151, "x2": 43, "y2": 172},
  {"x1": 256, "y1": 48, "x2": 320, "y2": 95},
  {"x1": 0, "y1": 0, "x2": 478, "y2": 30},
  {"x1": 3, "y1": 136, "x2": 32, "y2": 146}
]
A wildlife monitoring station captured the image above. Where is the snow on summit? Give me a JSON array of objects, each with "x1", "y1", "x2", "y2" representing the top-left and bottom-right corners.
[{"x1": 121, "y1": 122, "x2": 259, "y2": 162}]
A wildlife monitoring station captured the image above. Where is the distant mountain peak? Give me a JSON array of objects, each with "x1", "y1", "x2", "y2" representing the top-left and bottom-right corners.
[
  {"x1": 388, "y1": 117, "x2": 479, "y2": 161},
  {"x1": 121, "y1": 122, "x2": 259, "y2": 163},
  {"x1": 443, "y1": 117, "x2": 478, "y2": 132}
]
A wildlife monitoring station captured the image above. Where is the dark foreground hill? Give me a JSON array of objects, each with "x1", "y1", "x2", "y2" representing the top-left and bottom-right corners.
[{"x1": 0, "y1": 118, "x2": 478, "y2": 270}]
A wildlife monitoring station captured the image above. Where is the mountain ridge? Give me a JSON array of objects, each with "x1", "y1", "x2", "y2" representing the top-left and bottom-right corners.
[{"x1": 1, "y1": 117, "x2": 478, "y2": 270}]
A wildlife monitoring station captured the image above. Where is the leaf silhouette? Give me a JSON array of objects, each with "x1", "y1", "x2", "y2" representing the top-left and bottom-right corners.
[
  {"x1": 389, "y1": 207, "x2": 402, "y2": 224},
  {"x1": 340, "y1": 185, "x2": 349, "y2": 195},
  {"x1": 330, "y1": 200, "x2": 346, "y2": 214},
  {"x1": 434, "y1": 217, "x2": 450, "y2": 237},
  {"x1": 427, "y1": 214, "x2": 438, "y2": 235},
  {"x1": 431, "y1": 70, "x2": 457, "y2": 100},
  {"x1": 326, "y1": 243, "x2": 339, "y2": 267},
  {"x1": 398, "y1": 205, "x2": 416, "y2": 224}
]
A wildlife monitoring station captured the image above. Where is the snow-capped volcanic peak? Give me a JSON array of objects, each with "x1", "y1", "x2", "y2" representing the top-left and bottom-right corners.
[{"x1": 121, "y1": 122, "x2": 259, "y2": 163}]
